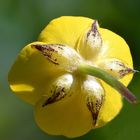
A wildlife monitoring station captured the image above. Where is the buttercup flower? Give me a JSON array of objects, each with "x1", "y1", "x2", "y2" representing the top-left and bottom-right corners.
[{"x1": 8, "y1": 16, "x2": 137, "y2": 138}]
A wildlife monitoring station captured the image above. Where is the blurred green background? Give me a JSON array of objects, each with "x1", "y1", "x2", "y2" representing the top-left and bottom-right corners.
[{"x1": 0, "y1": 0, "x2": 140, "y2": 140}]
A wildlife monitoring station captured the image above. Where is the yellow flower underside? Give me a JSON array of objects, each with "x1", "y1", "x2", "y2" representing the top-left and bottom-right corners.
[
  {"x1": 38, "y1": 16, "x2": 133, "y2": 128},
  {"x1": 8, "y1": 16, "x2": 133, "y2": 138}
]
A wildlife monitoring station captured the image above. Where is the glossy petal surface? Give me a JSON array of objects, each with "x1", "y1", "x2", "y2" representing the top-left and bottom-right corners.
[
  {"x1": 8, "y1": 42, "x2": 65, "y2": 105},
  {"x1": 35, "y1": 76, "x2": 104, "y2": 138},
  {"x1": 8, "y1": 16, "x2": 134, "y2": 138}
]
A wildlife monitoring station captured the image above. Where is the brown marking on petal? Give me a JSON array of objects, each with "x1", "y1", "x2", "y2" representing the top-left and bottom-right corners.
[
  {"x1": 32, "y1": 44, "x2": 56, "y2": 52},
  {"x1": 58, "y1": 46, "x2": 63, "y2": 50},
  {"x1": 91, "y1": 20, "x2": 99, "y2": 37},
  {"x1": 42, "y1": 86, "x2": 66, "y2": 107},
  {"x1": 86, "y1": 20, "x2": 102, "y2": 46},
  {"x1": 115, "y1": 61, "x2": 135, "y2": 77},
  {"x1": 31, "y1": 44, "x2": 60, "y2": 65},
  {"x1": 86, "y1": 95, "x2": 104, "y2": 126},
  {"x1": 56, "y1": 44, "x2": 65, "y2": 50},
  {"x1": 44, "y1": 54, "x2": 59, "y2": 65},
  {"x1": 87, "y1": 20, "x2": 98, "y2": 38}
]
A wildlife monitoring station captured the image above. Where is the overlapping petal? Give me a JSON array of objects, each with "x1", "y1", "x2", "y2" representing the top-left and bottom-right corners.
[
  {"x1": 96, "y1": 28, "x2": 133, "y2": 87},
  {"x1": 38, "y1": 16, "x2": 93, "y2": 48},
  {"x1": 8, "y1": 42, "x2": 65, "y2": 105},
  {"x1": 8, "y1": 16, "x2": 134, "y2": 138},
  {"x1": 35, "y1": 75, "x2": 104, "y2": 138}
]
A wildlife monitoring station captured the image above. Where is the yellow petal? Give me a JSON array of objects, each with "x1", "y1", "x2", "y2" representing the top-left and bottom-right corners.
[
  {"x1": 98, "y1": 28, "x2": 133, "y2": 71},
  {"x1": 9, "y1": 16, "x2": 134, "y2": 137},
  {"x1": 96, "y1": 80, "x2": 123, "y2": 127},
  {"x1": 95, "y1": 29, "x2": 133, "y2": 127},
  {"x1": 38, "y1": 16, "x2": 93, "y2": 48},
  {"x1": 8, "y1": 42, "x2": 65, "y2": 105},
  {"x1": 35, "y1": 76, "x2": 94, "y2": 138},
  {"x1": 77, "y1": 20, "x2": 133, "y2": 127}
]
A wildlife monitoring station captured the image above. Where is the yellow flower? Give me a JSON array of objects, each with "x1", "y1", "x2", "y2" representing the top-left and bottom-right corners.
[{"x1": 8, "y1": 16, "x2": 137, "y2": 138}]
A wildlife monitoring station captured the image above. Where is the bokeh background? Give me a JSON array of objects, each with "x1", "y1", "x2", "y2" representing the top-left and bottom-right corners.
[{"x1": 0, "y1": 0, "x2": 140, "y2": 140}]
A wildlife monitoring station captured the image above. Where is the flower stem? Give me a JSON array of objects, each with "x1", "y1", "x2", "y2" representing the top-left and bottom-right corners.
[{"x1": 77, "y1": 63, "x2": 137, "y2": 104}]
